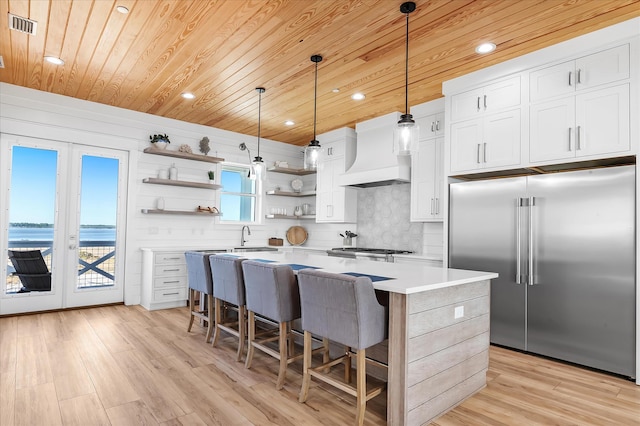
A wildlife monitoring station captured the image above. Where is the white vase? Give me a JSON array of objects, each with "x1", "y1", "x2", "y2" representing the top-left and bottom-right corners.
[
  {"x1": 169, "y1": 163, "x2": 178, "y2": 180},
  {"x1": 156, "y1": 197, "x2": 165, "y2": 210},
  {"x1": 154, "y1": 141, "x2": 168, "y2": 150}
]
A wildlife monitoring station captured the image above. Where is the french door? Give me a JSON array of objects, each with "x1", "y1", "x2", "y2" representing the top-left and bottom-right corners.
[{"x1": 0, "y1": 135, "x2": 128, "y2": 315}]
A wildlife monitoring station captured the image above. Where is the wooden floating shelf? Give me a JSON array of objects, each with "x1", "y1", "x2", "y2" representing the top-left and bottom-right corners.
[
  {"x1": 142, "y1": 209, "x2": 222, "y2": 216},
  {"x1": 143, "y1": 147, "x2": 224, "y2": 163},
  {"x1": 267, "y1": 166, "x2": 316, "y2": 176},
  {"x1": 265, "y1": 214, "x2": 316, "y2": 220},
  {"x1": 143, "y1": 177, "x2": 222, "y2": 190},
  {"x1": 266, "y1": 190, "x2": 315, "y2": 197}
]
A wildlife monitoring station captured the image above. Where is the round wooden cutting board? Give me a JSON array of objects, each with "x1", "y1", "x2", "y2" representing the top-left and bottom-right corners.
[{"x1": 286, "y1": 226, "x2": 308, "y2": 246}]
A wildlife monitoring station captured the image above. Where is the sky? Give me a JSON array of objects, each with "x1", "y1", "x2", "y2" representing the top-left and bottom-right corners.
[{"x1": 9, "y1": 146, "x2": 119, "y2": 226}]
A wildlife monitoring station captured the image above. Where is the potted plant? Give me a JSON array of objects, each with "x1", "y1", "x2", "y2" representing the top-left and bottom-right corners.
[
  {"x1": 150, "y1": 134, "x2": 170, "y2": 149},
  {"x1": 207, "y1": 170, "x2": 215, "y2": 183}
]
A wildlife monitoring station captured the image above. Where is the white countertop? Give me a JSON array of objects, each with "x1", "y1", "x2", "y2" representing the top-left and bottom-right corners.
[{"x1": 229, "y1": 251, "x2": 497, "y2": 295}]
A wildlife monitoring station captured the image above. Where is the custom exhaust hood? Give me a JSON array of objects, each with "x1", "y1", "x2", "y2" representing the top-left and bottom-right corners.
[{"x1": 338, "y1": 112, "x2": 411, "y2": 188}]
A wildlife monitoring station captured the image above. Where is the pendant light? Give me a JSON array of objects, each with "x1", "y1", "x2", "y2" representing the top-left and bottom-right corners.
[
  {"x1": 393, "y1": 2, "x2": 419, "y2": 156},
  {"x1": 303, "y1": 54, "x2": 323, "y2": 170},
  {"x1": 252, "y1": 87, "x2": 266, "y2": 180}
]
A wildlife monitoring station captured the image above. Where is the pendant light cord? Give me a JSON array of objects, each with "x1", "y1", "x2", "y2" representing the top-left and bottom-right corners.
[
  {"x1": 404, "y1": 11, "x2": 409, "y2": 116},
  {"x1": 313, "y1": 59, "x2": 318, "y2": 140},
  {"x1": 257, "y1": 89, "x2": 262, "y2": 155}
]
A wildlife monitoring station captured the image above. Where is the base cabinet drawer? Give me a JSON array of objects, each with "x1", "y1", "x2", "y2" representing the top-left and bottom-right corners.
[
  {"x1": 153, "y1": 287, "x2": 187, "y2": 303},
  {"x1": 141, "y1": 249, "x2": 189, "y2": 310}
]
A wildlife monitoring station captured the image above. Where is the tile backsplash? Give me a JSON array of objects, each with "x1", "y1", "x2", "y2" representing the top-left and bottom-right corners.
[{"x1": 356, "y1": 184, "x2": 424, "y2": 253}]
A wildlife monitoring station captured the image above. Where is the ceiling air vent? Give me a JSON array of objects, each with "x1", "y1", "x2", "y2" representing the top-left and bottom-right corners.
[{"x1": 8, "y1": 13, "x2": 37, "y2": 36}]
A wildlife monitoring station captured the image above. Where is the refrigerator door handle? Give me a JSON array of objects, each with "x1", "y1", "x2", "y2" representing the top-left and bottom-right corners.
[
  {"x1": 528, "y1": 196, "x2": 536, "y2": 285},
  {"x1": 516, "y1": 198, "x2": 522, "y2": 284}
]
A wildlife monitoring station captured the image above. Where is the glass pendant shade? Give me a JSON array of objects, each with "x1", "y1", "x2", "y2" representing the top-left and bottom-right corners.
[
  {"x1": 393, "y1": 113, "x2": 419, "y2": 156},
  {"x1": 303, "y1": 140, "x2": 321, "y2": 170},
  {"x1": 252, "y1": 156, "x2": 266, "y2": 180}
]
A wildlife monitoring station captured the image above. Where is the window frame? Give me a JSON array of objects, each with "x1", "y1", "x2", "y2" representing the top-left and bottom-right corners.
[{"x1": 218, "y1": 162, "x2": 263, "y2": 225}]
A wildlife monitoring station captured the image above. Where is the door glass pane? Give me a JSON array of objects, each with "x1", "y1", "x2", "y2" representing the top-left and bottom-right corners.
[
  {"x1": 77, "y1": 155, "x2": 119, "y2": 289},
  {"x1": 6, "y1": 146, "x2": 57, "y2": 294}
]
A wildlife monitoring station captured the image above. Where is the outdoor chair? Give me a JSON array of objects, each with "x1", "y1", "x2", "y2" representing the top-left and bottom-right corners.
[{"x1": 8, "y1": 249, "x2": 52, "y2": 292}]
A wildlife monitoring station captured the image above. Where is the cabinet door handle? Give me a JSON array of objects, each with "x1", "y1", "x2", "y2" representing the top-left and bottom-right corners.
[
  {"x1": 568, "y1": 127, "x2": 573, "y2": 151},
  {"x1": 435, "y1": 198, "x2": 439, "y2": 215},
  {"x1": 431, "y1": 122, "x2": 435, "y2": 132},
  {"x1": 568, "y1": 71, "x2": 573, "y2": 86},
  {"x1": 576, "y1": 126, "x2": 581, "y2": 150},
  {"x1": 483, "y1": 143, "x2": 487, "y2": 163},
  {"x1": 477, "y1": 144, "x2": 481, "y2": 163},
  {"x1": 430, "y1": 199, "x2": 434, "y2": 214},
  {"x1": 477, "y1": 96, "x2": 480, "y2": 111},
  {"x1": 577, "y1": 68, "x2": 582, "y2": 84},
  {"x1": 435, "y1": 120, "x2": 440, "y2": 131},
  {"x1": 483, "y1": 95, "x2": 487, "y2": 109}
]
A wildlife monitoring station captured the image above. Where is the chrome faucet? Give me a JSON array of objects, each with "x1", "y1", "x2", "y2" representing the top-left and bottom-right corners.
[{"x1": 241, "y1": 225, "x2": 251, "y2": 246}]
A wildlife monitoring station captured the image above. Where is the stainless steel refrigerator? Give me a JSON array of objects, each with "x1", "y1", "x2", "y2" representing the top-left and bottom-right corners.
[{"x1": 449, "y1": 165, "x2": 636, "y2": 378}]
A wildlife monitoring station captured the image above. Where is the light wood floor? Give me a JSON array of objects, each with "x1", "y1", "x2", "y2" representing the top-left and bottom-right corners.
[{"x1": 0, "y1": 305, "x2": 638, "y2": 425}]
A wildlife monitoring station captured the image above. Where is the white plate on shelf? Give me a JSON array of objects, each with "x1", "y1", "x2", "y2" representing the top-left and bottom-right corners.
[{"x1": 291, "y1": 178, "x2": 303, "y2": 192}]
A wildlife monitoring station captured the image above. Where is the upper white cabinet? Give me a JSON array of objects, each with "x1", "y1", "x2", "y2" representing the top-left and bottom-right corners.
[
  {"x1": 315, "y1": 128, "x2": 357, "y2": 223},
  {"x1": 530, "y1": 45, "x2": 630, "y2": 102},
  {"x1": 450, "y1": 76, "x2": 521, "y2": 122},
  {"x1": 411, "y1": 98, "x2": 445, "y2": 222},
  {"x1": 530, "y1": 44, "x2": 631, "y2": 163}
]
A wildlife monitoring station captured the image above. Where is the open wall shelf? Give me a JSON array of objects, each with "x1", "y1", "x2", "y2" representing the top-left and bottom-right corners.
[
  {"x1": 143, "y1": 177, "x2": 222, "y2": 190},
  {"x1": 267, "y1": 166, "x2": 316, "y2": 176},
  {"x1": 144, "y1": 147, "x2": 224, "y2": 163},
  {"x1": 142, "y1": 209, "x2": 222, "y2": 216}
]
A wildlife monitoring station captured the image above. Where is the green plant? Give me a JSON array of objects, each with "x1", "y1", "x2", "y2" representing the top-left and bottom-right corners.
[
  {"x1": 208, "y1": 170, "x2": 215, "y2": 180},
  {"x1": 150, "y1": 134, "x2": 170, "y2": 144}
]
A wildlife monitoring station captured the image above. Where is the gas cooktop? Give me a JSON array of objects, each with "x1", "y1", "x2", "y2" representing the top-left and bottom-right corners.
[{"x1": 329, "y1": 247, "x2": 414, "y2": 255}]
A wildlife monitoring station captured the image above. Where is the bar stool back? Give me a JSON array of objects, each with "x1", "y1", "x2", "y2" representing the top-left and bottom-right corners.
[
  {"x1": 209, "y1": 255, "x2": 247, "y2": 361},
  {"x1": 185, "y1": 251, "x2": 214, "y2": 342},
  {"x1": 241, "y1": 260, "x2": 301, "y2": 389},
  {"x1": 296, "y1": 269, "x2": 387, "y2": 426}
]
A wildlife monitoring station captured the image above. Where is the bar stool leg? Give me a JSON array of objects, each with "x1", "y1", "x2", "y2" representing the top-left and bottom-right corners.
[
  {"x1": 298, "y1": 331, "x2": 312, "y2": 403},
  {"x1": 212, "y1": 298, "x2": 223, "y2": 347},
  {"x1": 356, "y1": 349, "x2": 366, "y2": 426},
  {"x1": 205, "y1": 294, "x2": 214, "y2": 343},
  {"x1": 187, "y1": 289, "x2": 195, "y2": 332},
  {"x1": 236, "y1": 305, "x2": 247, "y2": 362},
  {"x1": 245, "y1": 311, "x2": 256, "y2": 369},
  {"x1": 344, "y1": 346, "x2": 352, "y2": 383},
  {"x1": 276, "y1": 321, "x2": 288, "y2": 390}
]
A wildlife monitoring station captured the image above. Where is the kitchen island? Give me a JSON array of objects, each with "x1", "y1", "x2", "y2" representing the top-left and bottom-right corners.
[{"x1": 231, "y1": 251, "x2": 498, "y2": 425}]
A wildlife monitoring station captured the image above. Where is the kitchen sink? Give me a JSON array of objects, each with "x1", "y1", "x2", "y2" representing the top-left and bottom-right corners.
[{"x1": 232, "y1": 246, "x2": 279, "y2": 253}]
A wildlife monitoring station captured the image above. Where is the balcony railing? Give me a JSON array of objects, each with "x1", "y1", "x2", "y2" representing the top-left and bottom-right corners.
[{"x1": 6, "y1": 240, "x2": 116, "y2": 294}]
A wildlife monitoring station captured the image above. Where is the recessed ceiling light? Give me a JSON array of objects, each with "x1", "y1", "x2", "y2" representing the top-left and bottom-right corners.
[
  {"x1": 332, "y1": 88, "x2": 340, "y2": 93},
  {"x1": 475, "y1": 42, "x2": 496, "y2": 54},
  {"x1": 116, "y1": 6, "x2": 129, "y2": 14},
  {"x1": 181, "y1": 92, "x2": 195, "y2": 99},
  {"x1": 351, "y1": 93, "x2": 365, "y2": 100},
  {"x1": 44, "y1": 56, "x2": 64, "y2": 65},
  {"x1": 284, "y1": 120, "x2": 295, "y2": 126}
]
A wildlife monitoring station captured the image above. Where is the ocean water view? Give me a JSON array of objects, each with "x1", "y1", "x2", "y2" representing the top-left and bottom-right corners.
[{"x1": 9, "y1": 227, "x2": 116, "y2": 241}]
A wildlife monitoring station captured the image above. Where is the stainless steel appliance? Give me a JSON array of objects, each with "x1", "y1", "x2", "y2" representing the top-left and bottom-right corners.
[
  {"x1": 449, "y1": 165, "x2": 636, "y2": 378},
  {"x1": 327, "y1": 247, "x2": 414, "y2": 262}
]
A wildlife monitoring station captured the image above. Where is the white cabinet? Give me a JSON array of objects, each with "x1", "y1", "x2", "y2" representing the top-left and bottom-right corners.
[
  {"x1": 530, "y1": 84, "x2": 630, "y2": 162},
  {"x1": 419, "y1": 111, "x2": 444, "y2": 139},
  {"x1": 450, "y1": 109, "x2": 521, "y2": 173},
  {"x1": 450, "y1": 76, "x2": 521, "y2": 121},
  {"x1": 141, "y1": 249, "x2": 188, "y2": 310},
  {"x1": 530, "y1": 45, "x2": 629, "y2": 102},
  {"x1": 411, "y1": 138, "x2": 443, "y2": 221},
  {"x1": 316, "y1": 129, "x2": 357, "y2": 223}
]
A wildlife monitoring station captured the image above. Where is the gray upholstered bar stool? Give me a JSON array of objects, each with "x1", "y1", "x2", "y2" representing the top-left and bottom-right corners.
[
  {"x1": 209, "y1": 254, "x2": 247, "y2": 361},
  {"x1": 297, "y1": 269, "x2": 387, "y2": 426},
  {"x1": 185, "y1": 251, "x2": 214, "y2": 343},
  {"x1": 241, "y1": 260, "x2": 303, "y2": 390}
]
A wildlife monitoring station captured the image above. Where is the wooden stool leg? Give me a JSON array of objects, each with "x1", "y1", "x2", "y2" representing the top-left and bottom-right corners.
[
  {"x1": 236, "y1": 305, "x2": 246, "y2": 362},
  {"x1": 287, "y1": 322, "x2": 294, "y2": 357},
  {"x1": 187, "y1": 289, "x2": 195, "y2": 332},
  {"x1": 276, "y1": 321, "x2": 288, "y2": 390},
  {"x1": 204, "y1": 294, "x2": 214, "y2": 343},
  {"x1": 298, "y1": 331, "x2": 312, "y2": 403},
  {"x1": 245, "y1": 311, "x2": 255, "y2": 369},
  {"x1": 344, "y1": 346, "x2": 352, "y2": 383},
  {"x1": 356, "y1": 349, "x2": 366, "y2": 426},
  {"x1": 212, "y1": 298, "x2": 222, "y2": 347}
]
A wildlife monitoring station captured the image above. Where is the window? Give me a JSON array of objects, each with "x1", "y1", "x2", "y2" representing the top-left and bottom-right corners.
[{"x1": 220, "y1": 165, "x2": 259, "y2": 223}]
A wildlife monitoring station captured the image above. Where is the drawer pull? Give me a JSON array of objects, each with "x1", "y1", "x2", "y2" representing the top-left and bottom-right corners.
[
  {"x1": 163, "y1": 268, "x2": 180, "y2": 272},
  {"x1": 163, "y1": 292, "x2": 180, "y2": 296},
  {"x1": 163, "y1": 280, "x2": 180, "y2": 284}
]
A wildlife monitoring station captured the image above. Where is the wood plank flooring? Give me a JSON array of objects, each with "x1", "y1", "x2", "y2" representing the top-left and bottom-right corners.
[{"x1": 1, "y1": 305, "x2": 638, "y2": 425}]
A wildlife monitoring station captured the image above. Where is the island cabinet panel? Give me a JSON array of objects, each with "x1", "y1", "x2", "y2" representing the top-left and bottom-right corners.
[{"x1": 388, "y1": 279, "x2": 491, "y2": 425}]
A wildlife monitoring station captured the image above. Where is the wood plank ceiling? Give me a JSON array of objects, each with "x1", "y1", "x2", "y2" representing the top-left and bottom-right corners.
[{"x1": 1, "y1": 0, "x2": 639, "y2": 146}]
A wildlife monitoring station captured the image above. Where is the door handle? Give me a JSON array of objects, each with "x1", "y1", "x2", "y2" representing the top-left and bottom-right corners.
[
  {"x1": 431, "y1": 122, "x2": 435, "y2": 132},
  {"x1": 69, "y1": 244, "x2": 76, "y2": 250},
  {"x1": 435, "y1": 198, "x2": 439, "y2": 215},
  {"x1": 577, "y1": 68, "x2": 582, "y2": 84},
  {"x1": 477, "y1": 144, "x2": 481, "y2": 163},
  {"x1": 435, "y1": 120, "x2": 440, "y2": 131},
  {"x1": 528, "y1": 196, "x2": 535, "y2": 285},
  {"x1": 568, "y1": 127, "x2": 573, "y2": 151},
  {"x1": 576, "y1": 126, "x2": 581, "y2": 150},
  {"x1": 483, "y1": 95, "x2": 487, "y2": 109},
  {"x1": 516, "y1": 198, "x2": 522, "y2": 284},
  {"x1": 430, "y1": 198, "x2": 434, "y2": 215},
  {"x1": 483, "y1": 143, "x2": 487, "y2": 163},
  {"x1": 477, "y1": 96, "x2": 480, "y2": 111},
  {"x1": 568, "y1": 71, "x2": 573, "y2": 86}
]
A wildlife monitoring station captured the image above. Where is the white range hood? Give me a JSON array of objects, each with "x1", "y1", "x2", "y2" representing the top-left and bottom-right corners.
[{"x1": 338, "y1": 111, "x2": 411, "y2": 188}]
